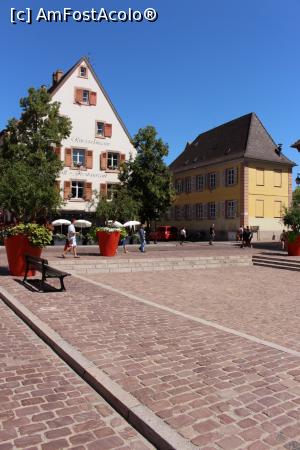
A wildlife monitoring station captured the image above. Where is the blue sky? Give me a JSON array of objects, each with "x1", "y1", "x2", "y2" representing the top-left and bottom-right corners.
[{"x1": 1, "y1": 0, "x2": 299, "y2": 182}]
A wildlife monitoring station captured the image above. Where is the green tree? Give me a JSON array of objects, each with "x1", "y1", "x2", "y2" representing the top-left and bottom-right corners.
[
  {"x1": 0, "y1": 87, "x2": 72, "y2": 222},
  {"x1": 96, "y1": 186, "x2": 141, "y2": 224},
  {"x1": 119, "y1": 126, "x2": 174, "y2": 224}
]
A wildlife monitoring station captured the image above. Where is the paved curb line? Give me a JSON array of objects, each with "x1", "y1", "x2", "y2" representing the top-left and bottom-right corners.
[
  {"x1": 74, "y1": 274, "x2": 300, "y2": 360},
  {"x1": 0, "y1": 287, "x2": 197, "y2": 450}
]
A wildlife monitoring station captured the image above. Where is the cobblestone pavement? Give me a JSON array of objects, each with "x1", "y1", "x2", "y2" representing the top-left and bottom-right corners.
[
  {"x1": 1, "y1": 274, "x2": 300, "y2": 449},
  {"x1": 0, "y1": 300, "x2": 154, "y2": 450},
  {"x1": 86, "y1": 266, "x2": 300, "y2": 353}
]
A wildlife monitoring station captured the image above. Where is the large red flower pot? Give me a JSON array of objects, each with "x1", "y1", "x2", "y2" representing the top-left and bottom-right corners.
[
  {"x1": 287, "y1": 235, "x2": 300, "y2": 256},
  {"x1": 97, "y1": 231, "x2": 120, "y2": 257},
  {"x1": 4, "y1": 235, "x2": 42, "y2": 276}
]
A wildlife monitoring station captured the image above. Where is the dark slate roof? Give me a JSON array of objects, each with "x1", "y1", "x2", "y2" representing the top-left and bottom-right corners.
[
  {"x1": 48, "y1": 56, "x2": 132, "y2": 141},
  {"x1": 169, "y1": 113, "x2": 295, "y2": 172},
  {"x1": 291, "y1": 139, "x2": 300, "y2": 150}
]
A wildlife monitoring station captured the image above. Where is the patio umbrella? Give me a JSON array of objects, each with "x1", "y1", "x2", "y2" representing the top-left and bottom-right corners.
[
  {"x1": 51, "y1": 219, "x2": 71, "y2": 234},
  {"x1": 123, "y1": 220, "x2": 141, "y2": 227},
  {"x1": 74, "y1": 219, "x2": 92, "y2": 237},
  {"x1": 113, "y1": 221, "x2": 123, "y2": 227}
]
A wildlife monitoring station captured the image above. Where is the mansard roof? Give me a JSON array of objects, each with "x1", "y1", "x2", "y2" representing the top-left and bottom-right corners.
[
  {"x1": 170, "y1": 113, "x2": 295, "y2": 172},
  {"x1": 48, "y1": 56, "x2": 132, "y2": 141}
]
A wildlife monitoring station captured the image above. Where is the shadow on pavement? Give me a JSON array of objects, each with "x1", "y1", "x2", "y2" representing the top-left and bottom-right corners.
[
  {"x1": 14, "y1": 278, "x2": 64, "y2": 293},
  {"x1": 0, "y1": 266, "x2": 9, "y2": 276}
]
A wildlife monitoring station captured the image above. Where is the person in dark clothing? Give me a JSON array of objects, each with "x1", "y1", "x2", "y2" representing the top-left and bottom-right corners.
[{"x1": 209, "y1": 224, "x2": 215, "y2": 245}]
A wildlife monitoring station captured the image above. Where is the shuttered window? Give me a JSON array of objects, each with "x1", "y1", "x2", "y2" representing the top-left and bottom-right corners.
[
  {"x1": 71, "y1": 181, "x2": 84, "y2": 199},
  {"x1": 274, "y1": 201, "x2": 282, "y2": 218},
  {"x1": 107, "y1": 152, "x2": 119, "y2": 169},
  {"x1": 256, "y1": 169, "x2": 264, "y2": 186},
  {"x1": 255, "y1": 199, "x2": 264, "y2": 217},
  {"x1": 274, "y1": 170, "x2": 282, "y2": 187},
  {"x1": 196, "y1": 175, "x2": 204, "y2": 191}
]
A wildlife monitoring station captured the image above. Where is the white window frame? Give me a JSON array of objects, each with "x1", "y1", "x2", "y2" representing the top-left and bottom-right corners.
[
  {"x1": 185, "y1": 177, "x2": 191, "y2": 193},
  {"x1": 107, "y1": 152, "x2": 120, "y2": 170},
  {"x1": 226, "y1": 168, "x2": 235, "y2": 186},
  {"x1": 79, "y1": 66, "x2": 87, "y2": 78},
  {"x1": 226, "y1": 200, "x2": 235, "y2": 218},
  {"x1": 208, "y1": 172, "x2": 216, "y2": 190},
  {"x1": 96, "y1": 121, "x2": 105, "y2": 137},
  {"x1": 107, "y1": 183, "x2": 118, "y2": 200},
  {"x1": 72, "y1": 148, "x2": 85, "y2": 167},
  {"x1": 196, "y1": 175, "x2": 204, "y2": 191},
  {"x1": 82, "y1": 90, "x2": 89, "y2": 104},
  {"x1": 208, "y1": 202, "x2": 216, "y2": 219},
  {"x1": 175, "y1": 179, "x2": 182, "y2": 194},
  {"x1": 196, "y1": 203, "x2": 203, "y2": 219},
  {"x1": 71, "y1": 180, "x2": 85, "y2": 199}
]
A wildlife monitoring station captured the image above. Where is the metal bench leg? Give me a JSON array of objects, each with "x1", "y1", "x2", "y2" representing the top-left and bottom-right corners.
[
  {"x1": 60, "y1": 277, "x2": 66, "y2": 291},
  {"x1": 23, "y1": 262, "x2": 29, "y2": 283}
]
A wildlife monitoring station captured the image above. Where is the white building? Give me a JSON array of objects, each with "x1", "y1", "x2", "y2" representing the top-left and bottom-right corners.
[{"x1": 49, "y1": 56, "x2": 135, "y2": 217}]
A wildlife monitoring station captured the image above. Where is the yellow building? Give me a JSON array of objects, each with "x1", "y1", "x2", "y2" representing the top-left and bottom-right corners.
[{"x1": 169, "y1": 113, "x2": 295, "y2": 240}]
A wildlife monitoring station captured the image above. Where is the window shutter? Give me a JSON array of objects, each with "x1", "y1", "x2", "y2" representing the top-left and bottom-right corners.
[
  {"x1": 222, "y1": 169, "x2": 227, "y2": 187},
  {"x1": 86, "y1": 150, "x2": 93, "y2": 169},
  {"x1": 192, "y1": 204, "x2": 196, "y2": 220},
  {"x1": 120, "y1": 153, "x2": 126, "y2": 163},
  {"x1": 75, "y1": 89, "x2": 83, "y2": 103},
  {"x1": 89, "y1": 92, "x2": 97, "y2": 106},
  {"x1": 234, "y1": 200, "x2": 239, "y2": 217},
  {"x1": 54, "y1": 147, "x2": 61, "y2": 159},
  {"x1": 100, "y1": 152, "x2": 107, "y2": 170},
  {"x1": 64, "y1": 181, "x2": 71, "y2": 200},
  {"x1": 215, "y1": 202, "x2": 220, "y2": 218},
  {"x1": 64, "y1": 148, "x2": 72, "y2": 167},
  {"x1": 190, "y1": 176, "x2": 195, "y2": 192},
  {"x1": 220, "y1": 201, "x2": 225, "y2": 218},
  {"x1": 100, "y1": 183, "x2": 107, "y2": 197},
  {"x1": 215, "y1": 172, "x2": 220, "y2": 188},
  {"x1": 225, "y1": 201, "x2": 228, "y2": 218},
  {"x1": 104, "y1": 123, "x2": 112, "y2": 138},
  {"x1": 85, "y1": 182, "x2": 92, "y2": 201},
  {"x1": 234, "y1": 167, "x2": 239, "y2": 185}
]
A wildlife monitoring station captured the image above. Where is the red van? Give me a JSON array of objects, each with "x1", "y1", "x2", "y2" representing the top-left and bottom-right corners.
[{"x1": 149, "y1": 226, "x2": 178, "y2": 241}]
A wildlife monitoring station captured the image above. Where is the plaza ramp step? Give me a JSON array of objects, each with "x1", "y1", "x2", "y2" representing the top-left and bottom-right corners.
[
  {"x1": 51, "y1": 255, "x2": 252, "y2": 273},
  {"x1": 252, "y1": 255, "x2": 300, "y2": 272}
]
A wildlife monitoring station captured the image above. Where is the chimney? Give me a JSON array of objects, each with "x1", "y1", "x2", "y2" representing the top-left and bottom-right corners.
[{"x1": 52, "y1": 70, "x2": 64, "y2": 86}]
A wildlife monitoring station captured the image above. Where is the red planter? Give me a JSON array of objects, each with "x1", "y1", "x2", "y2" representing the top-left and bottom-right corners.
[
  {"x1": 4, "y1": 235, "x2": 42, "y2": 276},
  {"x1": 97, "y1": 231, "x2": 120, "y2": 257},
  {"x1": 287, "y1": 235, "x2": 300, "y2": 256}
]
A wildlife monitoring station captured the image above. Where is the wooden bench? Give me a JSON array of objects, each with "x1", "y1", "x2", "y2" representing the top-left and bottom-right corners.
[{"x1": 23, "y1": 254, "x2": 70, "y2": 292}]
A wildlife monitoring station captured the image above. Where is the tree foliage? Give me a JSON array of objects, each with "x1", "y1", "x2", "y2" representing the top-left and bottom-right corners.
[
  {"x1": 282, "y1": 187, "x2": 300, "y2": 234},
  {"x1": 96, "y1": 186, "x2": 141, "y2": 223},
  {"x1": 119, "y1": 126, "x2": 174, "y2": 223},
  {"x1": 0, "y1": 87, "x2": 72, "y2": 222}
]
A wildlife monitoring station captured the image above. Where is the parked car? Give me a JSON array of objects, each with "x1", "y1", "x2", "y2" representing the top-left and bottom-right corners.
[{"x1": 149, "y1": 226, "x2": 178, "y2": 242}]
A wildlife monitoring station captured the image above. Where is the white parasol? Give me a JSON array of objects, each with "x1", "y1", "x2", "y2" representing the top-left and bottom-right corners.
[
  {"x1": 123, "y1": 220, "x2": 141, "y2": 227},
  {"x1": 51, "y1": 219, "x2": 71, "y2": 234},
  {"x1": 110, "y1": 220, "x2": 123, "y2": 227},
  {"x1": 74, "y1": 220, "x2": 92, "y2": 228},
  {"x1": 74, "y1": 219, "x2": 92, "y2": 237}
]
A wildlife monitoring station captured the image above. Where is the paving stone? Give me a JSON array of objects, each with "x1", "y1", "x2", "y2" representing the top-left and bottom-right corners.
[{"x1": 0, "y1": 302, "x2": 154, "y2": 450}]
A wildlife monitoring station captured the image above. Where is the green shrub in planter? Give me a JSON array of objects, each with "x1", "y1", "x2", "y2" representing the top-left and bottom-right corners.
[{"x1": 2, "y1": 224, "x2": 52, "y2": 247}]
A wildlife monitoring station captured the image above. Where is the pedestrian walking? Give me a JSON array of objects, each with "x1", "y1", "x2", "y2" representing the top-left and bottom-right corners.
[
  {"x1": 237, "y1": 225, "x2": 243, "y2": 242},
  {"x1": 121, "y1": 228, "x2": 129, "y2": 253},
  {"x1": 209, "y1": 224, "x2": 215, "y2": 245},
  {"x1": 62, "y1": 218, "x2": 80, "y2": 258},
  {"x1": 179, "y1": 226, "x2": 186, "y2": 245},
  {"x1": 280, "y1": 229, "x2": 288, "y2": 251},
  {"x1": 138, "y1": 224, "x2": 146, "y2": 253},
  {"x1": 241, "y1": 226, "x2": 252, "y2": 248}
]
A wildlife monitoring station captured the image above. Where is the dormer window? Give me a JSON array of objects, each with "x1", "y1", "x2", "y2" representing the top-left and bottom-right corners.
[{"x1": 79, "y1": 66, "x2": 87, "y2": 78}]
